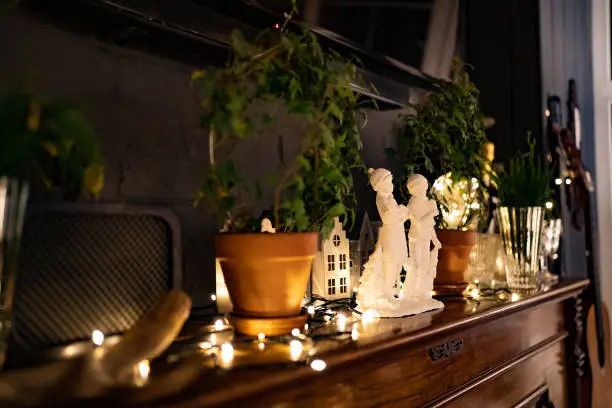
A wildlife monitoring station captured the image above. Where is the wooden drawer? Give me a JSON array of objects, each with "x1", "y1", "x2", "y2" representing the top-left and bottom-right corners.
[
  {"x1": 356, "y1": 302, "x2": 565, "y2": 407},
  {"x1": 444, "y1": 339, "x2": 565, "y2": 408},
  {"x1": 232, "y1": 302, "x2": 566, "y2": 408}
]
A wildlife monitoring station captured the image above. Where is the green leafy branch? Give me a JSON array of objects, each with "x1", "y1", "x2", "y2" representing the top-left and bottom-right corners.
[
  {"x1": 385, "y1": 58, "x2": 489, "y2": 230},
  {"x1": 193, "y1": 7, "x2": 369, "y2": 236},
  {"x1": 494, "y1": 132, "x2": 553, "y2": 208},
  {"x1": 0, "y1": 91, "x2": 104, "y2": 197}
]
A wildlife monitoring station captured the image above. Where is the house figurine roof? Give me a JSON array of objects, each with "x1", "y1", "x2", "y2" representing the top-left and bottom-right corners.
[{"x1": 347, "y1": 209, "x2": 375, "y2": 241}]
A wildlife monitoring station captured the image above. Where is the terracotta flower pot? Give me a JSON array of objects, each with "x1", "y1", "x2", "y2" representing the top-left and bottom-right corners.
[
  {"x1": 434, "y1": 230, "x2": 477, "y2": 296},
  {"x1": 214, "y1": 232, "x2": 318, "y2": 336}
]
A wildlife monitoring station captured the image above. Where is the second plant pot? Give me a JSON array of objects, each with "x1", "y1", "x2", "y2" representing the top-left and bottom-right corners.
[
  {"x1": 434, "y1": 230, "x2": 477, "y2": 296},
  {"x1": 214, "y1": 232, "x2": 318, "y2": 336}
]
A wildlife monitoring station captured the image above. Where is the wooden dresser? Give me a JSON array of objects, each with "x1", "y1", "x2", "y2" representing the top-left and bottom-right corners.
[{"x1": 99, "y1": 279, "x2": 589, "y2": 408}]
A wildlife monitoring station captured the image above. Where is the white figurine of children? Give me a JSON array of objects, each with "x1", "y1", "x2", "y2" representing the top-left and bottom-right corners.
[
  {"x1": 357, "y1": 170, "x2": 443, "y2": 317},
  {"x1": 402, "y1": 175, "x2": 442, "y2": 302}
]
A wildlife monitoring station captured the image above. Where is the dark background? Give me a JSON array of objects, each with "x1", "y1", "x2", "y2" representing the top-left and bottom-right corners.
[{"x1": 0, "y1": 0, "x2": 595, "y2": 305}]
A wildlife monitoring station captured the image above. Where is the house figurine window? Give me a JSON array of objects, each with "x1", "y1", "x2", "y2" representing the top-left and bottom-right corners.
[
  {"x1": 340, "y1": 277, "x2": 347, "y2": 294},
  {"x1": 339, "y1": 254, "x2": 347, "y2": 269},
  {"x1": 327, "y1": 254, "x2": 335, "y2": 271},
  {"x1": 311, "y1": 217, "x2": 351, "y2": 301},
  {"x1": 327, "y1": 278, "x2": 336, "y2": 295}
]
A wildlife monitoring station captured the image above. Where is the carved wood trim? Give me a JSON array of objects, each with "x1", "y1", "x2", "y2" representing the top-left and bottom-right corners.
[
  {"x1": 426, "y1": 332, "x2": 567, "y2": 407},
  {"x1": 564, "y1": 294, "x2": 589, "y2": 408},
  {"x1": 573, "y1": 296, "x2": 586, "y2": 378},
  {"x1": 428, "y1": 338, "x2": 464, "y2": 361}
]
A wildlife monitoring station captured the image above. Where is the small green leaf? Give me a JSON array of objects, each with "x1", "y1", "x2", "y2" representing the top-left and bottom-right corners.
[
  {"x1": 320, "y1": 125, "x2": 334, "y2": 148},
  {"x1": 230, "y1": 30, "x2": 248, "y2": 57},
  {"x1": 327, "y1": 202, "x2": 346, "y2": 218},
  {"x1": 288, "y1": 100, "x2": 312, "y2": 116},
  {"x1": 327, "y1": 102, "x2": 343, "y2": 122}
]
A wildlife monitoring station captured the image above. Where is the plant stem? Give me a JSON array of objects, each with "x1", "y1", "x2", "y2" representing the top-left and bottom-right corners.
[
  {"x1": 273, "y1": 129, "x2": 314, "y2": 229},
  {"x1": 209, "y1": 125, "x2": 215, "y2": 165},
  {"x1": 314, "y1": 149, "x2": 319, "y2": 202}
]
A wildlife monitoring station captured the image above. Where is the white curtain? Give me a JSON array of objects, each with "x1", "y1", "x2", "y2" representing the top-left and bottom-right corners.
[{"x1": 420, "y1": 0, "x2": 460, "y2": 79}]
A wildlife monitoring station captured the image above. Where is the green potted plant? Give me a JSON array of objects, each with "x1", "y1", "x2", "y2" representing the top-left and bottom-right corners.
[
  {"x1": 494, "y1": 133, "x2": 553, "y2": 291},
  {"x1": 192, "y1": 8, "x2": 368, "y2": 335},
  {"x1": 385, "y1": 59, "x2": 489, "y2": 295},
  {"x1": 0, "y1": 90, "x2": 103, "y2": 368}
]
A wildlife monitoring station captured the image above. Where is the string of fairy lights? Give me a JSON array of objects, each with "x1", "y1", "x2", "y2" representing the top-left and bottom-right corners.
[{"x1": 84, "y1": 281, "x2": 529, "y2": 388}]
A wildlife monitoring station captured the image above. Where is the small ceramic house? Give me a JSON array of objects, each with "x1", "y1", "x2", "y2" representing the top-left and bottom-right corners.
[
  {"x1": 312, "y1": 217, "x2": 351, "y2": 300},
  {"x1": 348, "y1": 211, "x2": 377, "y2": 290}
]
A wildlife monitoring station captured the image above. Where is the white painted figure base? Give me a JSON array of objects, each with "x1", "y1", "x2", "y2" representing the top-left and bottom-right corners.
[{"x1": 357, "y1": 170, "x2": 444, "y2": 318}]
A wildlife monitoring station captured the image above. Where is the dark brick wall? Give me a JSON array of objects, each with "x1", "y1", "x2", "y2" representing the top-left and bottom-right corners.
[{"x1": 0, "y1": 9, "x2": 402, "y2": 306}]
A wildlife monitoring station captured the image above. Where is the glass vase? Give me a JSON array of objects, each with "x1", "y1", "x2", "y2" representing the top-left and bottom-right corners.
[
  {"x1": 496, "y1": 206, "x2": 544, "y2": 292},
  {"x1": 540, "y1": 218, "x2": 562, "y2": 273},
  {"x1": 0, "y1": 177, "x2": 29, "y2": 370},
  {"x1": 465, "y1": 233, "x2": 506, "y2": 288}
]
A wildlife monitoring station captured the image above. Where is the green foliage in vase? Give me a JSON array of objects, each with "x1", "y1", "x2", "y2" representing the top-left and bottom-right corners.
[
  {"x1": 0, "y1": 91, "x2": 104, "y2": 197},
  {"x1": 192, "y1": 6, "x2": 369, "y2": 236},
  {"x1": 385, "y1": 58, "x2": 489, "y2": 230},
  {"x1": 495, "y1": 132, "x2": 553, "y2": 208}
]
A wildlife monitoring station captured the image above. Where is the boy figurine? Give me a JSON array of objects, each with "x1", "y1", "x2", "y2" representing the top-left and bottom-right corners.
[{"x1": 403, "y1": 174, "x2": 441, "y2": 299}]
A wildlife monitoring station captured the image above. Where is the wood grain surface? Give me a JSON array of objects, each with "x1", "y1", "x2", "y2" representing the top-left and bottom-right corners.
[{"x1": 102, "y1": 279, "x2": 587, "y2": 408}]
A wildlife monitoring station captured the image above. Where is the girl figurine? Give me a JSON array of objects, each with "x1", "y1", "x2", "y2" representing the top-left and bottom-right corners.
[
  {"x1": 367, "y1": 168, "x2": 410, "y2": 297},
  {"x1": 403, "y1": 174, "x2": 441, "y2": 299}
]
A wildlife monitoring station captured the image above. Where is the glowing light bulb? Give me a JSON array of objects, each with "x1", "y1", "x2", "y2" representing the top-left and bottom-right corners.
[
  {"x1": 304, "y1": 323, "x2": 309, "y2": 331},
  {"x1": 511, "y1": 293, "x2": 520, "y2": 302},
  {"x1": 220, "y1": 343, "x2": 234, "y2": 366},
  {"x1": 351, "y1": 324, "x2": 359, "y2": 341},
  {"x1": 362, "y1": 309, "x2": 379, "y2": 325},
  {"x1": 214, "y1": 319, "x2": 224, "y2": 331},
  {"x1": 291, "y1": 328, "x2": 301, "y2": 337},
  {"x1": 210, "y1": 333, "x2": 217, "y2": 345},
  {"x1": 307, "y1": 305, "x2": 315, "y2": 315},
  {"x1": 555, "y1": 178, "x2": 562, "y2": 185},
  {"x1": 310, "y1": 359, "x2": 327, "y2": 371},
  {"x1": 566, "y1": 178, "x2": 572, "y2": 185},
  {"x1": 336, "y1": 313, "x2": 347, "y2": 331},
  {"x1": 199, "y1": 341, "x2": 212, "y2": 350},
  {"x1": 210, "y1": 294, "x2": 217, "y2": 301},
  {"x1": 470, "y1": 288, "x2": 480, "y2": 300},
  {"x1": 545, "y1": 201, "x2": 554, "y2": 210},
  {"x1": 289, "y1": 340, "x2": 303, "y2": 361},
  {"x1": 258, "y1": 342, "x2": 265, "y2": 351},
  {"x1": 474, "y1": 279, "x2": 479, "y2": 285},
  {"x1": 91, "y1": 330, "x2": 104, "y2": 346},
  {"x1": 353, "y1": 287, "x2": 359, "y2": 293},
  {"x1": 324, "y1": 315, "x2": 331, "y2": 322},
  {"x1": 257, "y1": 332, "x2": 265, "y2": 341},
  {"x1": 138, "y1": 360, "x2": 150, "y2": 380}
]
